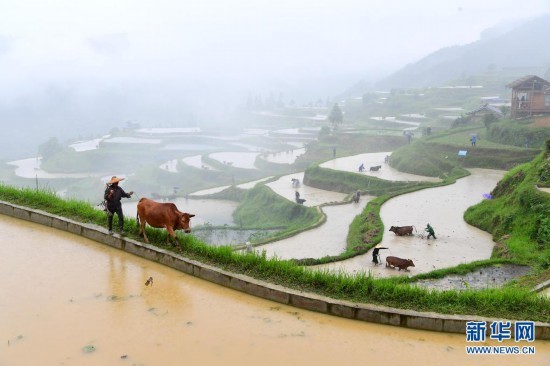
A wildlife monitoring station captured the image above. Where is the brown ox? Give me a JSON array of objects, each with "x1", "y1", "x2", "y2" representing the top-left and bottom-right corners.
[
  {"x1": 388, "y1": 225, "x2": 415, "y2": 236},
  {"x1": 136, "y1": 198, "x2": 195, "y2": 244},
  {"x1": 385, "y1": 256, "x2": 415, "y2": 271}
]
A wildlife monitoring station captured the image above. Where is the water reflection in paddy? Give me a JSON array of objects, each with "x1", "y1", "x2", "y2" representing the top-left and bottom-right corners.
[
  {"x1": 1, "y1": 215, "x2": 548, "y2": 366},
  {"x1": 7, "y1": 157, "x2": 93, "y2": 179},
  {"x1": 260, "y1": 199, "x2": 372, "y2": 259},
  {"x1": 181, "y1": 155, "x2": 217, "y2": 170},
  {"x1": 261, "y1": 148, "x2": 306, "y2": 164},
  {"x1": 122, "y1": 198, "x2": 237, "y2": 227},
  {"x1": 209, "y1": 152, "x2": 260, "y2": 169},
  {"x1": 320, "y1": 152, "x2": 440, "y2": 182},
  {"x1": 162, "y1": 143, "x2": 217, "y2": 151},
  {"x1": 192, "y1": 227, "x2": 278, "y2": 247},
  {"x1": 160, "y1": 159, "x2": 179, "y2": 172},
  {"x1": 103, "y1": 137, "x2": 161, "y2": 144},
  {"x1": 266, "y1": 172, "x2": 347, "y2": 206}
]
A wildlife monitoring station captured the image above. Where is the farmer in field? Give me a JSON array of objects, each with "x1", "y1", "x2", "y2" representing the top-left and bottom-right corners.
[
  {"x1": 372, "y1": 244, "x2": 388, "y2": 265},
  {"x1": 104, "y1": 176, "x2": 133, "y2": 235},
  {"x1": 425, "y1": 223, "x2": 436, "y2": 239}
]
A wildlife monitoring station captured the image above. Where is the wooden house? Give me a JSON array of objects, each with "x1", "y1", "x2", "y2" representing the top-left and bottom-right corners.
[
  {"x1": 465, "y1": 103, "x2": 503, "y2": 123},
  {"x1": 507, "y1": 75, "x2": 550, "y2": 118}
]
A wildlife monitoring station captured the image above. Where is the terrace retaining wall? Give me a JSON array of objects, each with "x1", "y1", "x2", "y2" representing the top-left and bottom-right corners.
[{"x1": 1, "y1": 200, "x2": 549, "y2": 340}]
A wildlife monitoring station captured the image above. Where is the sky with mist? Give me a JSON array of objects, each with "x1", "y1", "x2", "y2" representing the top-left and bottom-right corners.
[{"x1": 1, "y1": 1, "x2": 549, "y2": 158}]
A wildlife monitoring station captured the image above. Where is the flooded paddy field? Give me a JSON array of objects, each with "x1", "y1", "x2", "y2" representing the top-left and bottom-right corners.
[
  {"x1": 2, "y1": 215, "x2": 548, "y2": 366},
  {"x1": 320, "y1": 152, "x2": 440, "y2": 182},
  {"x1": 316, "y1": 168, "x2": 506, "y2": 277},
  {"x1": 192, "y1": 227, "x2": 279, "y2": 247},
  {"x1": 122, "y1": 198, "x2": 238, "y2": 227},
  {"x1": 266, "y1": 172, "x2": 348, "y2": 207},
  {"x1": 260, "y1": 199, "x2": 372, "y2": 259}
]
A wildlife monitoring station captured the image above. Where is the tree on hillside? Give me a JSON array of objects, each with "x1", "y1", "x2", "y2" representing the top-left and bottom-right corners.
[
  {"x1": 483, "y1": 114, "x2": 498, "y2": 130},
  {"x1": 328, "y1": 103, "x2": 344, "y2": 127},
  {"x1": 38, "y1": 137, "x2": 65, "y2": 160}
]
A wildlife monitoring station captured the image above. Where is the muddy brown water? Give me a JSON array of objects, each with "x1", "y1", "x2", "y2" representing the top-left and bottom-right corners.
[
  {"x1": 319, "y1": 152, "x2": 441, "y2": 182},
  {"x1": 316, "y1": 169, "x2": 507, "y2": 279},
  {"x1": 266, "y1": 172, "x2": 348, "y2": 207},
  {"x1": 260, "y1": 199, "x2": 373, "y2": 259},
  {"x1": 2, "y1": 215, "x2": 549, "y2": 366}
]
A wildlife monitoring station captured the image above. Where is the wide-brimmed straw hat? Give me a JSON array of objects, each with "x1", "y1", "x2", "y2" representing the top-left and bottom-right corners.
[
  {"x1": 375, "y1": 244, "x2": 383, "y2": 249},
  {"x1": 108, "y1": 176, "x2": 125, "y2": 184}
]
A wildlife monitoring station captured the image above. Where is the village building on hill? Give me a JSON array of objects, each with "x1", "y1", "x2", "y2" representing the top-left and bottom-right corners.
[
  {"x1": 465, "y1": 103, "x2": 504, "y2": 123},
  {"x1": 507, "y1": 75, "x2": 550, "y2": 119}
]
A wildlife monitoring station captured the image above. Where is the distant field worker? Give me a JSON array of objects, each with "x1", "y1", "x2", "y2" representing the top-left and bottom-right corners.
[
  {"x1": 425, "y1": 223, "x2": 436, "y2": 239},
  {"x1": 104, "y1": 176, "x2": 133, "y2": 235},
  {"x1": 295, "y1": 191, "x2": 306, "y2": 205},
  {"x1": 372, "y1": 244, "x2": 388, "y2": 265}
]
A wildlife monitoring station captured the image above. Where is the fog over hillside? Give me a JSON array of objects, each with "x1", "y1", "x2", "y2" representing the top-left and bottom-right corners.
[
  {"x1": 1, "y1": 1, "x2": 549, "y2": 159},
  {"x1": 376, "y1": 14, "x2": 550, "y2": 89}
]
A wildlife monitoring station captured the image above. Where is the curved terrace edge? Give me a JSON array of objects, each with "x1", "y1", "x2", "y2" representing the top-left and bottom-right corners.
[{"x1": 1, "y1": 200, "x2": 549, "y2": 340}]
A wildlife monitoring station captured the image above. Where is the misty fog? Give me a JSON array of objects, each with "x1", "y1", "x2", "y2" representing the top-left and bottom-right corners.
[{"x1": 1, "y1": 1, "x2": 548, "y2": 159}]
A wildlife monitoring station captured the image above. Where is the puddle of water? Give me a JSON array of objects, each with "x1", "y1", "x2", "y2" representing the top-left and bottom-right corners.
[
  {"x1": 320, "y1": 152, "x2": 440, "y2": 182},
  {"x1": 414, "y1": 265, "x2": 532, "y2": 291},
  {"x1": 1, "y1": 215, "x2": 549, "y2": 366},
  {"x1": 266, "y1": 173, "x2": 348, "y2": 207},
  {"x1": 122, "y1": 198, "x2": 238, "y2": 227}
]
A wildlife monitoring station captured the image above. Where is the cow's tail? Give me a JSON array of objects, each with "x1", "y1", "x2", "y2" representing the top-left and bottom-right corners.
[{"x1": 136, "y1": 212, "x2": 140, "y2": 226}]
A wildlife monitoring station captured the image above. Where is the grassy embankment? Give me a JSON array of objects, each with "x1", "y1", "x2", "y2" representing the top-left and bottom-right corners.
[
  {"x1": 286, "y1": 129, "x2": 471, "y2": 265},
  {"x1": 201, "y1": 184, "x2": 324, "y2": 244},
  {"x1": 298, "y1": 130, "x2": 546, "y2": 275},
  {"x1": 464, "y1": 139, "x2": 550, "y2": 287},
  {"x1": 1, "y1": 183, "x2": 549, "y2": 322},
  {"x1": 294, "y1": 155, "x2": 467, "y2": 265},
  {"x1": 293, "y1": 133, "x2": 407, "y2": 170},
  {"x1": 391, "y1": 124, "x2": 541, "y2": 173}
]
